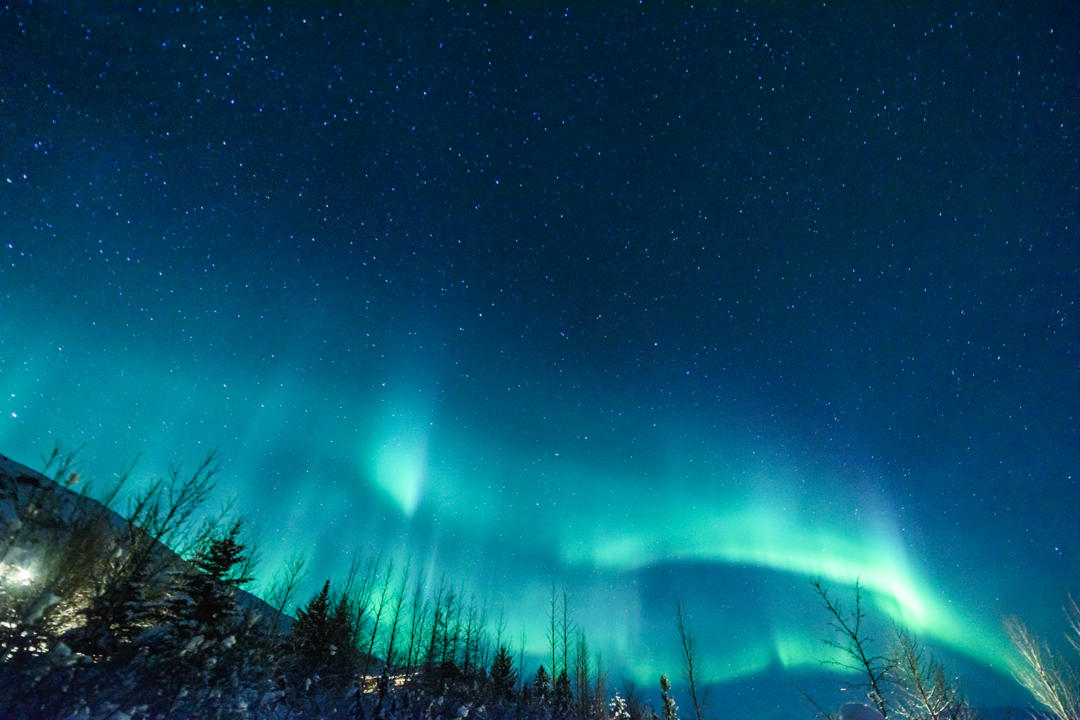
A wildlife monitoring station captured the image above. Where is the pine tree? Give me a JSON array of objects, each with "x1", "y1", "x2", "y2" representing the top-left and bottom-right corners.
[
  {"x1": 534, "y1": 664, "x2": 552, "y2": 703},
  {"x1": 490, "y1": 645, "x2": 517, "y2": 701},
  {"x1": 290, "y1": 579, "x2": 333, "y2": 667},
  {"x1": 65, "y1": 564, "x2": 163, "y2": 661},
  {"x1": 328, "y1": 593, "x2": 359, "y2": 669},
  {"x1": 183, "y1": 519, "x2": 253, "y2": 635},
  {"x1": 555, "y1": 668, "x2": 574, "y2": 719},
  {"x1": 127, "y1": 521, "x2": 259, "y2": 715},
  {"x1": 611, "y1": 693, "x2": 631, "y2": 720},
  {"x1": 193, "y1": 520, "x2": 252, "y2": 583},
  {"x1": 659, "y1": 675, "x2": 678, "y2": 720}
]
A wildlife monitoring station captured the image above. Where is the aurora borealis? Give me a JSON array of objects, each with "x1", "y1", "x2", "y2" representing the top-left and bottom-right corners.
[{"x1": 1, "y1": 2, "x2": 1077, "y2": 715}]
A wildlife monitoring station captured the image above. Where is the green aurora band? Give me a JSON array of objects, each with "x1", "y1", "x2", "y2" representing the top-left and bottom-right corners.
[
  {"x1": 1, "y1": 340, "x2": 1019, "y2": 686},
  {"x1": 361, "y1": 416, "x2": 1017, "y2": 683},
  {"x1": 0, "y1": 325, "x2": 1018, "y2": 688}
]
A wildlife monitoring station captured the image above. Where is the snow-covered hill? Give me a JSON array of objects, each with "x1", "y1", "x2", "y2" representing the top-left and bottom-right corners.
[{"x1": 0, "y1": 451, "x2": 279, "y2": 630}]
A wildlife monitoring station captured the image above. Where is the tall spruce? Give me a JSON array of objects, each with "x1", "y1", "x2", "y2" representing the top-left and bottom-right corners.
[
  {"x1": 183, "y1": 519, "x2": 253, "y2": 633},
  {"x1": 534, "y1": 664, "x2": 552, "y2": 703},
  {"x1": 290, "y1": 579, "x2": 334, "y2": 667},
  {"x1": 555, "y1": 668, "x2": 574, "y2": 719},
  {"x1": 490, "y1": 645, "x2": 517, "y2": 700}
]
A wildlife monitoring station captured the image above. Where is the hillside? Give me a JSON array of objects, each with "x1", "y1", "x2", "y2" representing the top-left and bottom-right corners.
[{"x1": 0, "y1": 451, "x2": 279, "y2": 628}]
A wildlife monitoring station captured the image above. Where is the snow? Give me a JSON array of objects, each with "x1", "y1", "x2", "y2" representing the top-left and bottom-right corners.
[{"x1": 840, "y1": 703, "x2": 886, "y2": 720}]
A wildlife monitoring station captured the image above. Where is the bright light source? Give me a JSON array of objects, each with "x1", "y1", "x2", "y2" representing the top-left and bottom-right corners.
[{"x1": 12, "y1": 566, "x2": 32, "y2": 586}]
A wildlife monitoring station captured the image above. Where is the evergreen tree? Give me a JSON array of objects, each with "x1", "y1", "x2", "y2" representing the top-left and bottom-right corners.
[
  {"x1": 182, "y1": 519, "x2": 253, "y2": 636},
  {"x1": 534, "y1": 664, "x2": 552, "y2": 702},
  {"x1": 555, "y1": 668, "x2": 574, "y2": 719},
  {"x1": 328, "y1": 593, "x2": 359, "y2": 669},
  {"x1": 193, "y1": 520, "x2": 252, "y2": 583},
  {"x1": 290, "y1": 579, "x2": 334, "y2": 667},
  {"x1": 611, "y1": 693, "x2": 631, "y2": 720},
  {"x1": 490, "y1": 645, "x2": 517, "y2": 701},
  {"x1": 659, "y1": 675, "x2": 678, "y2": 720},
  {"x1": 128, "y1": 521, "x2": 261, "y2": 716},
  {"x1": 67, "y1": 573, "x2": 152, "y2": 657}
]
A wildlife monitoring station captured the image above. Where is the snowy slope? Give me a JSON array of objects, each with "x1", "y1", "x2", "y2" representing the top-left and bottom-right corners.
[{"x1": 0, "y1": 451, "x2": 279, "y2": 625}]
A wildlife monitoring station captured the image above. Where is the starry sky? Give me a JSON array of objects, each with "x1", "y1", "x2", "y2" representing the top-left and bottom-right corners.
[{"x1": 1, "y1": 2, "x2": 1077, "y2": 714}]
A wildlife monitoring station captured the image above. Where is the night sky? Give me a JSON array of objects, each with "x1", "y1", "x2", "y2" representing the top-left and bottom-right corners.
[{"x1": 1, "y1": 2, "x2": 1077, "y2": 714}]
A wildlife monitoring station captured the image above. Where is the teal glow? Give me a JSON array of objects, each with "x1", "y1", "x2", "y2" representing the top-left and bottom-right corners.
[
  {"x1": 369, "y1": 429, "x2": 428, "y2": 517},
  {"x1": 772, "y1": 629, "x2": 851, "y2": 669},
  {"x1": 563, "y1": 476, "x2": 1015, "y2": 671},
  {"x1": 1, "y1": 5, "x2": 1074, "y2": 714},
  {"x1": 362, "y1": 393, "x2": 433, "y2": 518}
]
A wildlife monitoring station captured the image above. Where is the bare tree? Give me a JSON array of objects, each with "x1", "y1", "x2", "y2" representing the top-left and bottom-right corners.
[
  {"x1": 494, "y1": 607, "x2": 507, "y2": 653},
  {"x1": 622, "y1": 678, "x2": 649, "y2": 720},
  {"x1": 1, "y1": 497, "x2": 115, "y2": 656},
  {"x1": 382, "y1": 557, "x2": 411, "y2": 671},
  {"x1": 13, "y1": 447, "x2": 136, "y2": 635},
  {"x1": 518, "y1": 627, "x2": 528, "y2": 690},
  {"x1": 123, "y1": 451, "x2": 221, "y2": 580},
  {"x1": 813, "y1": 579, "x2": 890, "y2": 718},
  {"x1": 426, "y1": 578, "x2": 448, "y2": 665},
  {"x1": 266, "y1": 550, "x2": 308, "y2": 635},
  {"x1": 404, "y1": 569, "x2": 428, "y2": 677},
  {"x1": 346, "y1": 553, "x2": 382, "y2": 654},
  {"x1": 674, "y1": 599, "x2": 707, "y2": 720},
  {"x1": 592, "y1": 650, "x2": 609, "y2": 720},
  {"x1": 549, "y1": 579, "x2": 560, "y2": 678},
  {"x1": 891, "y1": 627, "x2": 973, "y2": 720},
  {"x1": 445, "y1": 587, "x2": 463, "y2": 666},
  {"x1": 470, "y1": 599, "x2": 489, "y2": 676},
  {"x1": 461, "y1": 597, "x2": 482, "y2": 676},
  {"x1": 1005, "y1": 611, "x2": 1080, "y2": 720},
  {"x1": 363, "y1": 557, "x2": 395, "y2": 674},
  {"x1": 39, "y1": 440, "x2": 85, "y2": 485},
  {"x1": 97, "y1": 453, "x2": 141, "y2": 512},
  {"x1": 561, "y1": 583, "x2": 572, "y2": 679},
  {"x1": 476, "y1": 601, "x2": 493, "y2": 675},
  {"x1": 572, "y1": 629, "x2": 592, "y2": 720}
]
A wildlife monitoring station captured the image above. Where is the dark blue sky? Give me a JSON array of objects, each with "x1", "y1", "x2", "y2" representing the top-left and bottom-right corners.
[{"x1": 1, "y1": 2, "x2": 1077, "y2": 715}]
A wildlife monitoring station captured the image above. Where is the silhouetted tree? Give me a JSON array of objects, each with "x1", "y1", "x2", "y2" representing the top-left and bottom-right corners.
[
  {"x1": 534, "y1": 664, "x2": 552, "y2": 709},
  {"x1": 289, "y1": 579, "x2": 334, "y2": 667},
  {"x1": 555, "y1": 668, "x2": 574, "y2": 719},
  {"x1": 813, "y1": 579, "x2": 890, "y2": 718},
  {"x1": 491, "y1": 645, "x2": 517, "y2": 701},
  {"x1": 659, "y1": 674, "x2": 678, "y2": 720},
  {"x1": 183, "y1": 518, "x2": 253, "y2": 633},
  {"x1": 674, "y1": 599, "x2": 707, "y2": 720}
]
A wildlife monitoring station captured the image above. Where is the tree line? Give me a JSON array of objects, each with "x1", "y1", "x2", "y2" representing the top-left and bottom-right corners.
[
  {"x1": 0, "y1": 448, "x2": 663, "y2": 719},
  {"x1": 1, "y1": 446, "x2": 1077, "y2": 720}
]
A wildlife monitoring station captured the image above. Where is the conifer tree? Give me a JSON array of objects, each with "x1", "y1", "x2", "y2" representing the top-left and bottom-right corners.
[
  {"x1": 183, "y1": 519, "x2": 253, "y2": 635},
  {"x1": 125, "y1": 520, "x2": 260, "y2": 715},
  {"x1": 328, "y1": 593, "x2": 359, "y2": 669},
  {"x1": 290, "y1": 579, "x2": 333, "y2": 667},
  {"x1": 193, "y1": 520, "x2": 252, "y2": 582},
  {"x1": 555, "y1": 668, "x2": 574, "y2": 719},
  {"x1": 659, "y1": 675, "x2": 679, "y2": 720},
  {"x1": 490, "y1": 645, "x2": 517, "y2": 700},
  {"x1": 611, "y1": 693, "x2": 631, "y2": 720},
  {"x1": 534, "y1": 664, "x2": 552, "y2": 702},
  {"x1": 67, "y1": 572, "x2": 153, "y2": 657}
]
